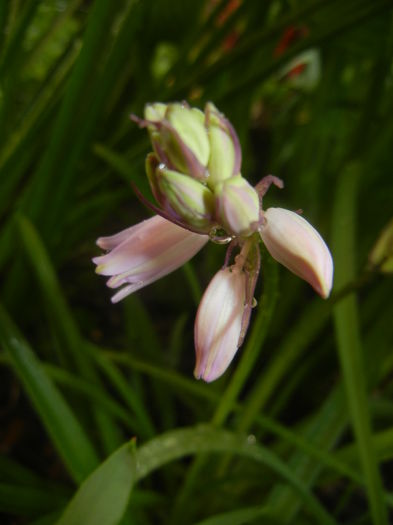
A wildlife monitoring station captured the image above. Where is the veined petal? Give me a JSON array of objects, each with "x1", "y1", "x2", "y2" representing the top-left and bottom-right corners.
[
  {"x1": 260, "y1": 207, "x2": 333, "y2": 298},
  {"x1": 194, "y1": 267, "x2": 246, "y2": 382},
  {"x1": 93, "y1": 215, "x2": 208, "y2": 302}
]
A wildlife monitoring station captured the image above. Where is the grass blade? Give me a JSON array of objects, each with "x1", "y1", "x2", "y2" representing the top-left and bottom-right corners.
[
  {"x1": 17, "y1": 214, "x2": 124, "y2": 454},
  {"x1": 58, "y1": 426, "x2": 338, "y2": 525},
  {"x1": 332, "y1": 162, "x2": 388, "y2": 524},
  {"x1": 0, "y1": 483, "x2": 68, "y2": 515},
  {"x1": 0, "y1": 303, "x2": 99, "y2": 483}
]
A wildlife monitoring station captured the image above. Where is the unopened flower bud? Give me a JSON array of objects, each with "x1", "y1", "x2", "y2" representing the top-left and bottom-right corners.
[
  {"x1": 144, "y1": 102, "x2": 210, "y2": 180},
  {"x1": 205, "y1": 102, "x2": 241, "y2": 187},
  {"x1": 151, "y1": 164, "x2": 215, "y2": 230},
  {"x1": 166, "y1": 104, "x2": 210, "y2": 168},
  {"x1": 215, "y1": 175, "x2": 260, "y2": 236},
  {"x1": 194, "y1": 267, "x2": 246, "y2": 382},
  {"x1": 144, "y1": 103, "x2": 167, "y2": 123},
  {"x1": 260, "y1": 207, "x2": 333, "y2": 298}
]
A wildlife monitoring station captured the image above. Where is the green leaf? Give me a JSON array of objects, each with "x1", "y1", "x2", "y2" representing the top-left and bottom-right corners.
[
  {"x1": 56, "y1": 441, "x2": 136, "y2": 525},
  {"x1": 58, "y1": 426, "x2": 338, "y2": 525},
  {"x1": 0, "y1": 303, "x2": 99, "y2": 483}
]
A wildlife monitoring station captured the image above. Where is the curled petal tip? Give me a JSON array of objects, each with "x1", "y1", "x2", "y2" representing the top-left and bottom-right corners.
[
  {"x1": 260, "y1": 207, "x2": 333, "y2": 298},
  {"x1": 94, "y1": 263, "x2": 105, "y2": 275}
]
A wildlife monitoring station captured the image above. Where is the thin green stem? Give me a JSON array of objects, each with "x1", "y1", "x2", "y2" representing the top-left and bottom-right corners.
[{"x1": 332, "y1": 162, "x2": 388, "y2": 525}]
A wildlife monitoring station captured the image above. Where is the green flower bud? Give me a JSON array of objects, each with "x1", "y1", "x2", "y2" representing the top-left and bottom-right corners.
[
  {"x1": 152, "y1": 163, "x2": 215, "y2": 230},
  {"x1": 166, "y1": 104, "x2": 210, "y2": 168},
  {"x1": 138, "y1": 101, "x2": 244, "y2": 191},
  {"x1": 144, "y1": 103, "x2": 167, "y2": 123},
  {"x1": 143, "y1": 103, "x2": 210, "y2": 180},
  {"x1": 205, "y1": 102, "x2": 241, "y2": 188},
  {"x1": 215, "y1": 175, "x2": 260, "y2": 236}
]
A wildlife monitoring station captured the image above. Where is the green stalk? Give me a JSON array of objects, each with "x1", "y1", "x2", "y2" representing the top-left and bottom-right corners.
[{"x1": 332, "y1": 162, "x2": 388, "y2": 525}]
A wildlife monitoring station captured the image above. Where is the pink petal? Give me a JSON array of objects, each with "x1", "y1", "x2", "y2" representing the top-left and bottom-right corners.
[
  {"x1": 260, "y1": 207, "x2": 333, "y2": 298},
  {"x1": 194, "y1": 268, "x2": 247, "y2": 382},
  {"x1": 93, "y1": 215, "x2": 208, "y2": 301},
  {"x1": 96, "y1": 222, "x2": 147, "y2": 251}
]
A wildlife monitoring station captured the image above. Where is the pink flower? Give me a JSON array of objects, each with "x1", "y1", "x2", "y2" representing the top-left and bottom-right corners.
[
  {"x1": 93, "y1": 102, "x2": 334, "y2": 383},
  {"x1": 260, "y1": 207, "x2": 333, "y2": 298},
  {"x1": 93, "y1": 215, "x2": 208, "y2": 303},
  {"x1": 194, "y1": 267, "x2": 247, "y2": 382}
]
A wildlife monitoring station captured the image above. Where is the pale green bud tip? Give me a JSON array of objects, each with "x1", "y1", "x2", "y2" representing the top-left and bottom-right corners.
[
  {"x1": 206, "y1": 102, "x2": 241, "y2": 187},
  {"x1": 144, "y1": 103, "x2": 167, "y2": 122},
  {"x1": 215, "y1": 175, "x2": 260, "y2": 236},
  {"x1": 154, "y1": 165, "x2": 214, "y2": 230},
  {"x1": 260, "y1": 207, "x2": 333, "y2": 298},
  {"x1": 166, "y1": 104, "x2": 210, "y2": 168}
]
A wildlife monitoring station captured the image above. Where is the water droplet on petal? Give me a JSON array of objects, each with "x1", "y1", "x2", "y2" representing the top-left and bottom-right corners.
[{"x1": 208, "y1": 227, "x2": 232, "y2": 245}]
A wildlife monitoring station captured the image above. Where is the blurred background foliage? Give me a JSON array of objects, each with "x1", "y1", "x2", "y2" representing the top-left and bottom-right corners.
[{"x1": 1, "y1": 0, "x2": 393, "y2": 524}]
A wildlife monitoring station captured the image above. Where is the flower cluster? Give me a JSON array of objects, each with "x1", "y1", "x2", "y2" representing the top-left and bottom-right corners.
[{"x1": 93, "y1": 102, "x2": 333, "y2": 382}]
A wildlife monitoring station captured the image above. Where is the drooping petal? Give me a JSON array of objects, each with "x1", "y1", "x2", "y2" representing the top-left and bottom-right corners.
[
  {"x1": 194, "y1": 267, "x2": 247, "y2": 382},
  {"x1": 93, "y1": 215, "x2": 208, "y2": 302},
  {"x1": 260, "y1": 207, "x2": 333, "y2": 298}
]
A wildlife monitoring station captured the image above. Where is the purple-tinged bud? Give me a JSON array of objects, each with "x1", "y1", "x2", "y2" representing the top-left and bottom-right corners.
[
  {"x1": 152, "y1": 164, "x2": 215, "y2": 230},
  {"x1": 194, "y1": 267, "x2": 246, "y2": 382},
  {"x1": 260, "y1": 207, "x2": 333, "y2": 298},
  {"x1": 145, "y1": 152, "x2": 162, "y2": 203},
  {"x1": 215, "y1": 175, "x2": 260, "y2": 236},
  {"x1": 205, "y1": 102, "x2": 241, "y2": 187}
]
